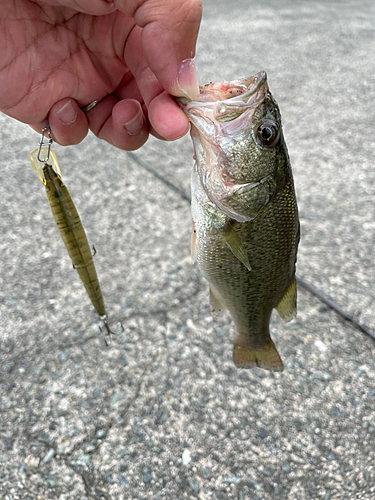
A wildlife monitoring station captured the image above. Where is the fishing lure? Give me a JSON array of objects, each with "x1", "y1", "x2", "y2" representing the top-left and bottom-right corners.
[{"x1": 30, "y1": 125, "x2": 115, "y2": 343}]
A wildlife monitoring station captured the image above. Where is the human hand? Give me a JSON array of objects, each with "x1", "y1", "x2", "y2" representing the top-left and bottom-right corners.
[{"x1": 0, "y1": 0, "x2": 202, "y2": 149}]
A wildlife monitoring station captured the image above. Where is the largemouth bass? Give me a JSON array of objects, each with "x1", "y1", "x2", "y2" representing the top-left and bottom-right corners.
[{"x1": 178, "y1": 71, "x2": 299, "y2": 371}]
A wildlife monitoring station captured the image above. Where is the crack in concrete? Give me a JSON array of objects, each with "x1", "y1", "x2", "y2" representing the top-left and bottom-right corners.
[
  {"x1": 127, "y1": 151, "x2": 375, "y2": 345},
  {"x1": 14, "y1": 348, "x2": 156, "y2": 500},
  {"x1": 57, "y1": 358, "x2": 153, "y2": 499}
]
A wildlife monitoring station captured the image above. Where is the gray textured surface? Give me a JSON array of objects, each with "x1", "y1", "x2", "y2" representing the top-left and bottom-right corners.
[{"x1": 0, "y1": 1, "x2": 374, "y2": 499}]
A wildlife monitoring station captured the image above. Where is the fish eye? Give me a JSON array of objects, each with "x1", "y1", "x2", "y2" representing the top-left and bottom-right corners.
[{"x1": 255, "y1": 120, "x2": 279, "y2": 147}]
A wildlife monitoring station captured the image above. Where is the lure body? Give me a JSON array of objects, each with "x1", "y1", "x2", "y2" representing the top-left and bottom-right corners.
[{"x1": 43, "y1": 164, "x2": 106, "y2": 317}]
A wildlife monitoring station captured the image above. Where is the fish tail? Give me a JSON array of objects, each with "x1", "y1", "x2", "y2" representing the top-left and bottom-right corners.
[{"x1": 233, "y1": 334, "x2": 284, "y2": 372}]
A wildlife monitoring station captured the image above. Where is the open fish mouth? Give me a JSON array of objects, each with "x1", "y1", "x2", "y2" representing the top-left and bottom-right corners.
[{"x1": 177, "y1": 71, "x2": 268, "y2": 122}]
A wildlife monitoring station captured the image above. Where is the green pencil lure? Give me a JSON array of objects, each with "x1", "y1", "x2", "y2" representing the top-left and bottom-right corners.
[{"x1": 30, "y1": 125, "x2": 115, "y2": 344}]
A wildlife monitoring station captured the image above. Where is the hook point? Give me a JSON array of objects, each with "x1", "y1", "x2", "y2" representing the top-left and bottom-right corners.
[{"x1": 99, "y1": 315, "x2": 123, "y2": 346}]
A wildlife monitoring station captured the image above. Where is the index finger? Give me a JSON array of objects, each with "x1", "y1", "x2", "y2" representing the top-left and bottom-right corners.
[
  {"x1": 124, "y1": 26, "x2": 189, "y2": 140},
  {"x1": 114, "y1": 0, "x2": 202, "y2": 100}
]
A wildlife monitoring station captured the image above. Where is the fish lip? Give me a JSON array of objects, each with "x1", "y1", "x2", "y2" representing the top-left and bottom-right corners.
[{"x1": 176, "y1": 70, "x2": 267, "y2": 108}]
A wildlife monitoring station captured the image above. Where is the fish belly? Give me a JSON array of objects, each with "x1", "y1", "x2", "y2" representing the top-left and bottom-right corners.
[{"x1": 192, "y1": 173, "x2": 299, "y2": 371}]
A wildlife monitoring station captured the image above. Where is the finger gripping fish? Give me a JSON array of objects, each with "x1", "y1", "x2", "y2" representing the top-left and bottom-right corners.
[{"x1": 178, "y1": 71, "x2": 300, "y2": 372}]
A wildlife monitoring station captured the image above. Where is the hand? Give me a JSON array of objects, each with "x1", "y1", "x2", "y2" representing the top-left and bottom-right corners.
[{"x1": 0, "y1": 0, "x2": 202, "y2": 149}]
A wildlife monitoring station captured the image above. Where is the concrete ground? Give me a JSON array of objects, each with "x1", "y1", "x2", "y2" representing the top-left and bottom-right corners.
[{"x1": 0, "y1": 1, "x2": 374, "y2": 499}]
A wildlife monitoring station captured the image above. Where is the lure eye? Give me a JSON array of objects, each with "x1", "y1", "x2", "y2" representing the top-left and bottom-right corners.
[{"x1": 255, "y1": 120, "x2": 279, "y2": 147}]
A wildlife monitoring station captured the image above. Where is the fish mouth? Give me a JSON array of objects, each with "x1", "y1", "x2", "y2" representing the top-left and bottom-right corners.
[{"x1": 177, "y1": 71, "x2": 268, "y2": 122}]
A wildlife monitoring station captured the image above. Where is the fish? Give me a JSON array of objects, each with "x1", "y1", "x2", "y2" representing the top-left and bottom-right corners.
[{"x1": 177, "y1": 71, "x2": 300, "y2": 371}]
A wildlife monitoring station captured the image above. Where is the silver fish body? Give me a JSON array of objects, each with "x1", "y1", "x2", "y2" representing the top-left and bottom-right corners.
[{"x1": 178, "y1": 71, "x2": 300, "y2": 371}]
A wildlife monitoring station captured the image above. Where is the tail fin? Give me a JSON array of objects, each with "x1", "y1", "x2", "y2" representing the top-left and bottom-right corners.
[{"x1": 233, "y1": 335, "x2": 284, "y2": 372}]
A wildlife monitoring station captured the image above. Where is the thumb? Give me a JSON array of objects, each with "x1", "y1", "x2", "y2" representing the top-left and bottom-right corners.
[{"x1": 115, "y1": 0, "x2": 202, "y2": 100}]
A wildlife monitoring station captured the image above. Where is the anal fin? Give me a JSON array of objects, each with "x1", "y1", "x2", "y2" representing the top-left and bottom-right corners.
[
  {"x1": 275, "y1": 275, "x2": 297, "y2": 322},
  {"x1": 233, "y1": 335, "x2": 284, "y2": 372},
  {"x1": 217, "y1": 221, "x2": 251, "y2": 271}
]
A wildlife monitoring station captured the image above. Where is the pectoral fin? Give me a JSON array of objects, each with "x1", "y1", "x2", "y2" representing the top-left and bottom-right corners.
[
  {"x1": 217, "y1": 222, "x2": 251, "y2": 271},
  {"x1": 209, "y1": 285, "x2": 226, "y2": 315},
  {"x1": 275, "y1": 275, "x2": 297, "y2": 322}
]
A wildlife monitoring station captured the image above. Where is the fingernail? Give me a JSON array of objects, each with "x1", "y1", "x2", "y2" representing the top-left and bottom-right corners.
[
  {"x1": 124, "y1": 108, "x2": 143, "y2": 135},
  {"x1": 56, "y1": 99, "x2": 77, "y2": 125},
  {"x1": 176, "y1": 59, "x2": 200, "y2": 101}
]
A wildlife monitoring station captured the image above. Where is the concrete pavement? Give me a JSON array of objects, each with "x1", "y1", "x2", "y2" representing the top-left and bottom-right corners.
[{"x1": 0, "y1": 1, "x2": 374, "y2": 498}]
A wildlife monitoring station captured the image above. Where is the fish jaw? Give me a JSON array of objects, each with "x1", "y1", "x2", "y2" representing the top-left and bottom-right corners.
[{"x1": 177, "y1": 71, "x2": 285, "y2": 223}]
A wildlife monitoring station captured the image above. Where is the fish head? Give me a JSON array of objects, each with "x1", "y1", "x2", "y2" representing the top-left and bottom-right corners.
[{"x1": 177, "y1": 71, "x2": 287, "y2": 222}]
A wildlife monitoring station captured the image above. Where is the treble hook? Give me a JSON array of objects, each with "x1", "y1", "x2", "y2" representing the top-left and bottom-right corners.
[
  {"x1": 99, "y1": 315, "x2": 123, "y2": 347},
  {"x1": 37, "y1": 124, "x2": 53, "y2": 164}
]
